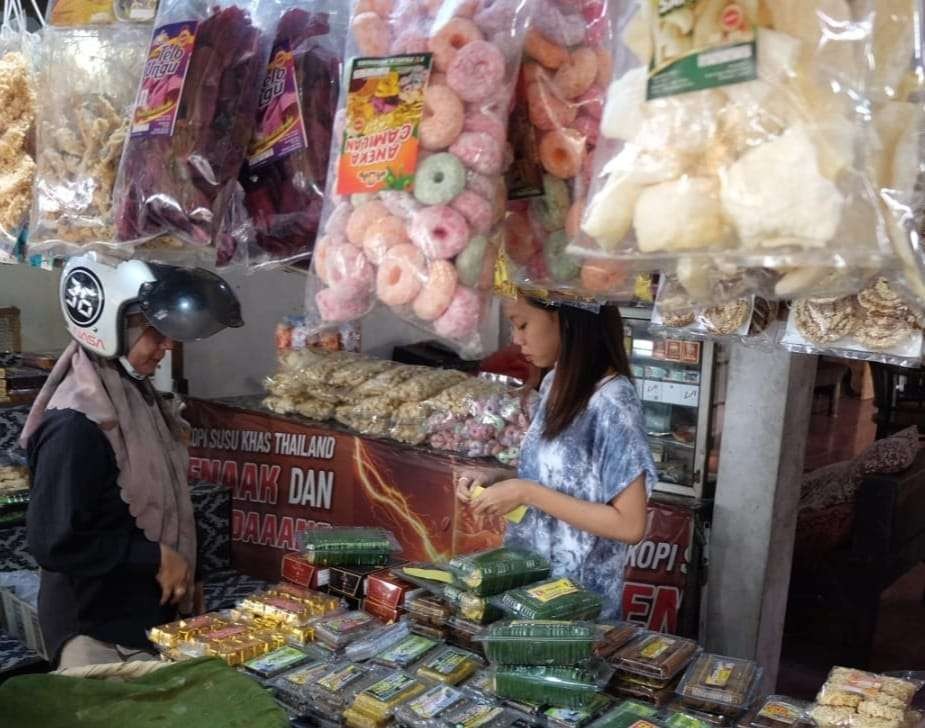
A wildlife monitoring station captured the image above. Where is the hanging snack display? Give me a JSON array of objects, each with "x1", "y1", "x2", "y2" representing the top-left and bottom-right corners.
[
  {"x1": 239, "y1": 1, "x2": 342, "y2": 268},
  {"x1": 0, "y1": 28, "x2": 37, "y2": 258},
  {"x1": 810, "y1": 667, "x2": 923, "y2": 728},
  {"x1": 493, "y1": 578, "x2": 603, "y2": 621},
  {"x1": 448, "y1": 548, "x2": 552, "y2": 597},
  {"x1": 306, "y1": 0, "x2": 534, "y2": 358},
  {"x1": 781, "y1": 277, "x2": 924, "y2": 367},
  {"x1": 298, "y1": 527, "x2": 400, "y2": 567},
  {"x1": 675, "y1": 654, "x2": 763, "y2": 717},
  {"x1": 111, "y1": 0, "x2": 272, "y2": 261},
  {"x1": 477, "y1": 620, "x2": 596, "y2": 667},
  {"x1": 492, "y1": 661, "x2": 615, "y2": 711},
  {"x1": 575, "y1": 0, "x2": 895, "y2": 304}
]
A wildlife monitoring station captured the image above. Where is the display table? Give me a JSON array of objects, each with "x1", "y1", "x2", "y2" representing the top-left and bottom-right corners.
[{"x1": 184, "y1": 397, "x2": 705, "y2": 636}]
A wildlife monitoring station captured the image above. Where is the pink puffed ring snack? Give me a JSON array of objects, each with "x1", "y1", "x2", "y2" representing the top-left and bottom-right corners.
[
  {"x1": 313, "y1": 234, "x2": 343, "y2": 285},
  {"x1": 346, "y1": 200, "x2": 390, "y2": 246},
  {"x1": 413, "y1": 260, "x2": 459, "y2": 321},
  {"x1": 420, "y1": 85, "x2": 465, "y2": 151},
  {"x1": 326, "y1": 243, "x2": 375, "y2": 291},
  {"x1": 377, "y1": 243, "x2": 426, "y2": 306},
  {"x1": 354, "y1": 0, "x2": 394, "y2": 16},
  {"x1": 462, "y1": 111, "x2": 507, "y2": 147},
  {"x1": 447, "y1": 40, "x2": 506, "y2": 103},
  {"x1": 451, "y1": 189, "x2": 493, "y2": 235},
  {"x1": 434, "y1": 285, "x2": 481, "y2": 341},
  {"x1": 450, "y1": 131, "x2": 504, "y2": 176},
  {"x1": 553, "y1": 47, "x2": 598, "y2": 100},
  {"x1": 575, "y1": 85, "x2": 604, "y2": 119},
  {"x1": 409, "y1": 205, "x2": 471, "y2": 260},
  {"x1": 526, "y1": 80, "x2": 577, "y2": 131},
  {"x1": 352, "y1": 12, "x2": 391, "y2": 56},
  {"x1": 428, "y1": 17, "x2": 483, "y2": 72},
  {"x1": 317, "y1": 285, "x2": 371, "y2": 323},
  {"x1": 363, "y1": 215, "x2": 409, "y2": 265}
]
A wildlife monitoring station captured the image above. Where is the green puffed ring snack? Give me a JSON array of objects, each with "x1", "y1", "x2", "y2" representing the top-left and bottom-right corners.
[
  {"x1": 529, "y1": 175, "x2": 572, "y2": 232},
  {"x1": 414, "y1": 153, "x2": 467, "y2": 205},
  {"x1": 543, "y1": 230, "x2": 581, "y2": 283},
  {"x1": 455, "y1": 235, "x2": 488, "y2": 288}
]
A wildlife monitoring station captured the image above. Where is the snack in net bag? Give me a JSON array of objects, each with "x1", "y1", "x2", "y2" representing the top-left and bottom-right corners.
[
  {"x1": 112, "y1": 0, "x2": 273, "y2": 262},
  {"x1": 307, "y1": 0, "x2": 532, "y2": 358},
  {"x1": 28, "y1": 25, "x2": 149, "y2": 256},
  {"x1": 238, "y1": 0, "x2": 343, "y2": 269},
  {"x1": 574, "y1": 0, "x2": 890, "y2": 302},
  {"x1": 0, "y1": 0, "x2": 39, "y2": 259}
]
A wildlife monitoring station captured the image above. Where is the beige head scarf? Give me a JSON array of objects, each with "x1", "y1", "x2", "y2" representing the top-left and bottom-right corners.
[{"x1": 20, "y1": 341, "x2": 197, "y2": 585}]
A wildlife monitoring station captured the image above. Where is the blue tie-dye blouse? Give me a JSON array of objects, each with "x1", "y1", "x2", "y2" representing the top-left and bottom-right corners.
[{"x1": 504, "y1": 370, "x2": 657, "y2": 620}]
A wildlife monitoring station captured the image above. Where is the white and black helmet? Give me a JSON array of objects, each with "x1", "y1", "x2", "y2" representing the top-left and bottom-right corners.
[{"x1": 60, "y1": 253, "x2": 243, "y2": 358}]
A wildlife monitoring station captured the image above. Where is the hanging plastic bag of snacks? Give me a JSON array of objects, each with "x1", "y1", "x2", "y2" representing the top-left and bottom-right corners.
[
  {"x1": 305, "y1": 0, "x2": 533, "y2": 358},
  {"x1": 573, "y1": 0, "x2": 892, "y2": 305},
  {"x1": 111, "y1": 0, "x2": 273, "y2": 263},
  {"x1": 28, "y1": 25, "x2": 149, "y2": 256},
  {"x1": 0, "y1": 0, "x2": 40, "y2": 260},
  {"x1": 237, "y1": 0, "x2": 344, "y2": 269}
]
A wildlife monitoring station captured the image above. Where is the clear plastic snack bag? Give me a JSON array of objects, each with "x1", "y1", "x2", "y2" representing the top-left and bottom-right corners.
[
  {"x1": 28, "y1": 25, "x2": 149, "y2": 256},
  {"x1": 306, "y1": 0, "x2": 534, "y2": 358},
  {"x1": 111, "y1": 0, "x2": 274, "y2": 262},
  {"x1": 573, "y1": 0, "x2": 892, "y2": 303},
  {"x1": 0, "y1": 0, "x2": 40, "y2": 259},
  {"x1": 237, "y1": 0, "x2": 344, "y2": 269}
]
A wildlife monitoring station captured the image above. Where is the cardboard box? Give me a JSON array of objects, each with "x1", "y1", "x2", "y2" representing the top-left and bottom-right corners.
[
  {"x1": 0, "y1": 587, "x2": 48, "y2": 660},
  {"x1": 363, "y1": 598, "x2": 404, "y2": 624},
  {"x1": 328, "y1": 564, "x2": 383, "y2": 600},
  {"x1": 365, "y1": 571, "x2": 420, "y2": 608},
  {"x1": 280, "y1": 553, "x2": 330, "y2": 590}
]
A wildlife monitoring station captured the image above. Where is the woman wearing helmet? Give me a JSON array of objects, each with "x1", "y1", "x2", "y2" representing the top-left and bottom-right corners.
[{"x1": 20, "y1": 253, "x2": 243, "y2": 669}]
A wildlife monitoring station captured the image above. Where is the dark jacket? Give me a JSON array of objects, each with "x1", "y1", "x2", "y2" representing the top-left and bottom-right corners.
[{"x1": 26, "y1": 408, "x2": 174, "y2": 664}]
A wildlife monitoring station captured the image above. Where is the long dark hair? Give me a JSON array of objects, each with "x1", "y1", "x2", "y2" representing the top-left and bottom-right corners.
[{"x1": 526, "y1": 298, "x2": 632, "y2": 440}]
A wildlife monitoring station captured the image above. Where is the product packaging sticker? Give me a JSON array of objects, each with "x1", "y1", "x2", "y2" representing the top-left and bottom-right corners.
[
  {"x1": 380, "y1": 635, "x2": 438, "y2": 667},
  {"x1": 410, "y1": 685, "x2": 466, "y2": 719},
  {"x1": 203, "y1": 625, "x2": 249, "y2": 642},
  {"x1": 425, "y1": 649, "x2": 470, "y2": 676},
  {"x1": 526, "y1": 579, "x2": 580, "y2": 604},
  {"x1": 280, "y1": 662, "x2": 330, "y2": 687},
  {"x1": 646, "y1": 0, "x2": 758, "y2": 100},
  {"x1": 705, "y1": 661, "x2": 735, "y2": 688},
  {"x1": 244, "y1": 646, "x2": 310, "y2": 676},
  {"x1": 640, "y1": 637, "x2": 676, "y2": 660},
  {"x1": 364, "y1": 672, "x2": 420, "y2": 703},
  {"x1": 248, "y1": 39, "x2": 308, "y2": 170},
  {"x1": 758, "y1": 701, "x2": 802, "y2": 724},
  {"x1": 323, "y1": 611, "x2": 374, "y2": 634},
  {"x1": 451, "y1": 704, "x2": 506, "y2": 728},
  {"x1": 336, "y1": 54, "x2": 433, "y2": 195},
  {"x1": 49, "y1": 0, "x2": 115, "y2": 25},
  {"x1": 131, "y1": 21, "x2": 199, "y2": 138},
  {"x1": 318, "y1": 664, "x2": 367, "y2": 692}
]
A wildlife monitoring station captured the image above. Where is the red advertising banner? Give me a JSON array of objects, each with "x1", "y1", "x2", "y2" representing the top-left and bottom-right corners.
[{"x1": 185, "y1": 399, "x2": 701, "y2": 636}]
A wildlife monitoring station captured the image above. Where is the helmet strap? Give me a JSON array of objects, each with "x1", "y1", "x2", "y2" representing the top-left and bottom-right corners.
[{"x1": 118, "y1": 355, "x2": 149, "y2": 381}]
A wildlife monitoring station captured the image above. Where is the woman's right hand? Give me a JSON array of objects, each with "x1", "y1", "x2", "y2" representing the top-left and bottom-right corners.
[{"x1": 157, "y1": 544, "x2": 193, "y2": 606}]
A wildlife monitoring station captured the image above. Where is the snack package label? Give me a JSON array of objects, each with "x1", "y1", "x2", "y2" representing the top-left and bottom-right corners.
[
  {"x1": 646, "y1": 0, "x2": 757, "y2": 99},
  {"x1": 132, "y1": 21, "x2": 199, "y2": 138},
  {"x1": 630, "y1": 721, "x2": 661, "y2": 728},
  {"x1": 318, "y1": 664, "x2": 366, "y2": 692},
  {"x1": 527, "y1": 579, "x2": 579, "y2": 604},
  {"x1": 245, "y1": 646, "x2": 307, "y2": 675},
  {"x1": 325, "y1": 612, "x2": 373, "y2": 634},
  {"x1": 410, "y1": 686, "x2": 465, "y2": 719},
  {"x1": 639, "y1": 636, "x2": 676, "y2": 659},
  {"x1": 546, "y1": 708, "x2": 593, "y2": 728},
  {"x1": 281, "y1": 662, "x2": 329, "y2": 686},
  {"x1": 758, "y1": 701, "x2": 802, "y2": 723},
  {"x1": 453, "y1": 705, "x2": 505, "y2": 728},
  {"x1": 49, "y1": 0, "x2": 115, "y2": 25},
  {"x1": 426, "y1": 649, "x2": 469, "y2": 676},
  {"x1": 248, "y1": 39, "x2": 308, "y2": 170},
  {"x1": 337, "y1": 54, "x2": 432, "y2": 195},
  {"x1": 506, "y1": 70, "x2": 544, "y2": 200},
  {"x1": 705, "y1": 660, "x2": 735, "y2": 688},
  {"x1": 382, "y1": 635, "x2": 437, "y2": 666},
  {"x1": 366, "y1": 672, "x2": 418, "y2": 702},
  {"x1": 264, "y1": 596, "x2": 304, "y2": 613},
  {"x1": 204, "y1": 625, "x2": 248, "y2": 641},
  {"x1": 493, "y1": 251, "x2": 520, "y2": 301}
]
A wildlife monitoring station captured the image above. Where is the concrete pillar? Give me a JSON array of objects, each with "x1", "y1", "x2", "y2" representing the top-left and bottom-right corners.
[{"x1": 706, "y1": 344, "x2": 818, "y2": 691}]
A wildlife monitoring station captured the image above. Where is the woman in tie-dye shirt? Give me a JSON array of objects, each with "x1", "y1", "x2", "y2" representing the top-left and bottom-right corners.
[{"x1": 457, "y1": 295, "x2": 656, "y2": 619}]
